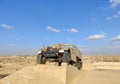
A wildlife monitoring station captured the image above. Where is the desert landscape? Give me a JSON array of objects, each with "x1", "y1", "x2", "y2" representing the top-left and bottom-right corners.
[
  {"x1": 0, "y1": 56, "x2": 120, "y2": 84},
  {"x1": 1, "y1": 0, "x2": 120, "y2": 84}
]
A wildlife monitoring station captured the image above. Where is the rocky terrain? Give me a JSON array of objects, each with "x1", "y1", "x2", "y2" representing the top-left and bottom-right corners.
[{"x1": 0, "y1": 56, "x2": 35, "y2": 79}]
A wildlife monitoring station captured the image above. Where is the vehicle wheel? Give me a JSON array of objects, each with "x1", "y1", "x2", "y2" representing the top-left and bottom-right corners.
[
  {"x1": 76, "y1": 61, "x2": 82, "y2": 69},
  {"x1": 41, "y1": 56, "x2": 46, "y2": 64},
  {"x1": 37, "y1": 54, "x2": 46, "y2": 64},
  {"x1": 58, "y1": 62, "x2": 62, "y2": 66},
  {"x1": 36, "y1": 54, "x2": 41, "y2": 64},
  {"x1": 58, "y1": 58, "x2": 62, "y2": 66},
  {"x1": 76, "y1": 57, "x2": 82, "y2": 69}
]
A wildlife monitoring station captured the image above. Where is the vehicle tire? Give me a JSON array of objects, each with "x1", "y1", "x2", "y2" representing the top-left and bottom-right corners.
[
  {"x1": 58, "y1": 58, "x2": 62, "y2": 66},
  {"x1": 36, "y1": 54, "x2": 41, "y2": 64},
  {"x1": 76, "y1": 57, "x2": 82, "y2": 69},
  {"x1": 37, "y1": 54, "x2": 46, "y2": 64},
  {"x1": 76, "y1": 61, "x2": 82, "y2": 69},
  {"x1": 58, "y1": 61, "x2": 62, "y2": 66},
  {"x1": 41, "y1": 56, "x2": 46, "y2": 64}
]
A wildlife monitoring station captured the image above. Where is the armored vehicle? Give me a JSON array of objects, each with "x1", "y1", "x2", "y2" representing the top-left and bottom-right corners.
[{"x1": 37, "y1": 44, "x2": 82, "y2": 69}]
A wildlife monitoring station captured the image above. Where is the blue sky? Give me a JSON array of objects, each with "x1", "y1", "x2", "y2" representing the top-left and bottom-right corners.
[{"x1": 0, "y1": 0, "x2": 120, "y2": 56}]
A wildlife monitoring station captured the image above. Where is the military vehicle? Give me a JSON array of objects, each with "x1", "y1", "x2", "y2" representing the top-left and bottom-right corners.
[{"x1": 37, "y1": 44, "x2": 82, "y2": 69}]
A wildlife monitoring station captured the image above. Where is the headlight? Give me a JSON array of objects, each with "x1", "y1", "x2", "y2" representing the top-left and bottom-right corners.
[
  {"x1": 37, "y1": 51, "x2": 41, "y2": 54},
  {"x1": 59, "y1": 50, "x2": 64, "y2": 53}
]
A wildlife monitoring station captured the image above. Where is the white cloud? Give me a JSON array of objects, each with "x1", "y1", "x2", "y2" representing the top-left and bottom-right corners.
[
  {"x1": 110, "y1": 0, "x2": 120, "y2": 8},
  {"x1": 47, "y1": 26, "x2": 79, "y2": 33},
  {"x1": 47, "y1": 26, "x2": 60, "y2": 32},
  {"x1": 70, "y1": 28, "x2": 79, "y2": 33},
  {"x1": 106, "y1": 11, "x2": 120, "y2": 20},
  {"x1": 87, "y1": 34, "x2": 105, "y2": 40},
  {"x1": 0, "y1": 24, "x2": 14, "y2": 29},
  {"x1": 111, "y1": 35, "x2": 120, "y2": 41}
]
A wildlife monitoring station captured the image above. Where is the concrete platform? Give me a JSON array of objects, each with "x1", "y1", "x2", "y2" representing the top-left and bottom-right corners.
[
  {"x1": 1, "y1": 62, "x2": 120, "y2": 84},
  {"x1": 0, "y1": 63, "x2": 80, "y2": 84}
]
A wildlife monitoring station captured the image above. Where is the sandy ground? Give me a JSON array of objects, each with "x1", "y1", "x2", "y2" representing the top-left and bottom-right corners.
[
  {"x1": 0, "y1": 56, "x2": 120, "y2": 84},
  {"x1": 70, "y1": 70, "x2": 120, "y2": 84}
]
